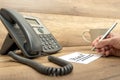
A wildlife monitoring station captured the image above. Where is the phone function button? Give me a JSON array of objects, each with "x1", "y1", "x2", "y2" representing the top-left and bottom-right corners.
[{"x1": 38, "y1": 28, "x2": 44, "y2": 33}]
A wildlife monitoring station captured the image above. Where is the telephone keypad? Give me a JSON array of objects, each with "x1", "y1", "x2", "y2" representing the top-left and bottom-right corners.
[{"x1": 39, "y1": 34, "x2": 61, "y2": 52}]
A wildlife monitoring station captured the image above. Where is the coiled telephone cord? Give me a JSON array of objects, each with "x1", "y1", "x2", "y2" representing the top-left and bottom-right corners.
[{"x1": 8, "y1": 51, "x2": 73, "y2": 76}]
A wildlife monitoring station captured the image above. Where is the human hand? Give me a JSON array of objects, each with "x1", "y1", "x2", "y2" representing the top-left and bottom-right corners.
[{"x1": 92, "y1": 33, "x2": 120, "y2": 57}]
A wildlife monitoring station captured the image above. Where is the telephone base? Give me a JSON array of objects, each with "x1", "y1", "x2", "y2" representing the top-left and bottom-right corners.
[{"x1": 0, "y1": 34, "x2": 18, "y2": 55}]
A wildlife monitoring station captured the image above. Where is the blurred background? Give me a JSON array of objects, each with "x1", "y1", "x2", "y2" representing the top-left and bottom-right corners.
[{"x1": 0, "y1": 0, "x2": 120, "y2": 18}]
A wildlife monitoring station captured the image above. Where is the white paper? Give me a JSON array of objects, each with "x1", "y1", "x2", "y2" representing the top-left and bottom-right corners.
[{"x1": 59, "y1": 52, "x2": 102, "y2": 64}]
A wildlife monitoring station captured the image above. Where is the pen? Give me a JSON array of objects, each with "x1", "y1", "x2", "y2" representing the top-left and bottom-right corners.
[{"x1": 91, "y1": 22, "x2": 118, "y2": 51}]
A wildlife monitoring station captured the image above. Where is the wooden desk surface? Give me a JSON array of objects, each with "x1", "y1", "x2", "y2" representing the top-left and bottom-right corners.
[
  {"x1": 0, "y1": 12, "x2": 120, "y2": 80},
  {"x1": 0, "y1": 46, "x2": 120, "y2": 80}
]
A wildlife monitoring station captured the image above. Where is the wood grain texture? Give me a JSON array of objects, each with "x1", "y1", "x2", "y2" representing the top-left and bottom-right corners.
[
  {"x1": 1, "y1": 1, "x2": 120, "y2": 80},
  {"x1": 20, "y1": 12, "x2": 120, "y2": 46},
  {"x1": 0, "y1": 0, "x2": 120, "y2": 18},
  {"x1": 0, "y1": 12, "x2": 119, "y2": 47}
]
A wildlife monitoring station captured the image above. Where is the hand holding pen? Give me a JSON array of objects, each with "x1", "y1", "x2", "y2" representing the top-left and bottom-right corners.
[{"x1": 91, "y1": 22, "x2": 118, "y2": 51}]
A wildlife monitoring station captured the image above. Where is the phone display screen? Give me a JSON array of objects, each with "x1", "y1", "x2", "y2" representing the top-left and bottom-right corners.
[
  {"x1": 25, "y1": 17, "x2": 50, "y2": 34},
  {"x1": 25, "y1": 18, "x2": 40, "y2": 25}
]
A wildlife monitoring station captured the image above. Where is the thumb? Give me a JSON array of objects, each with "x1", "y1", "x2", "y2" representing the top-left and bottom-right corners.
[{"x1": 95, "y1": 38, "x2": 112, "y2": 48}]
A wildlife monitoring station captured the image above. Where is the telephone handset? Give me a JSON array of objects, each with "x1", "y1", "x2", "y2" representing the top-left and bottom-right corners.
[
  {"x1": 0, "y1": 8, "x2": 73, "y2": 76},
  {"x1": 0, "y1": 8, "x2": 43, "y2": 58}
]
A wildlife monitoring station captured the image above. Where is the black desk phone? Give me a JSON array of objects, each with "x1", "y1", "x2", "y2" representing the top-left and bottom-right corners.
[{"x1": 0, "y1": 8, "x2": 73, "y2": 76}]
